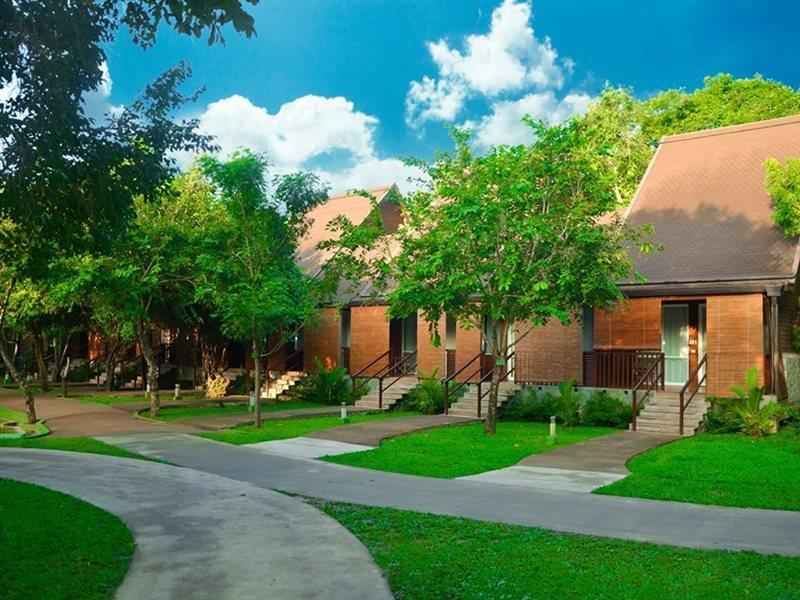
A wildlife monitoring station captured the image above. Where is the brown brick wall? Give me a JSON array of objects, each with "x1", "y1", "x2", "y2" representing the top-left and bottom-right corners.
[
  {"x1": 594, "y1": 297, "x2": 661, "y2": 349},
  {"x1": 454, "y1": 320, "x2": 482, "y2": 382},
  {"x1": 304, "y1": 307, "x2": 341, "y2": 372},
  {"x1": 417, "y1": 313, "x2": 446, "y2": 376},
  {"x1": 515, "y1": 320, "x2": 582, "y2": 384},
  {"x1": 706, "y1": 293, "x2": 765, "y2": 396},
  {"x1": 350, "y1": 305, "x2": 391, "y2": 375}
]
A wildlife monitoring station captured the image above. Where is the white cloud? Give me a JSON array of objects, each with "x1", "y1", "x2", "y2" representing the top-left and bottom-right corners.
[
  {"x1": 196, "y1": 94, "x2": 378, "y2": 170},
  {"x1": 183, "y1": 93, "x2": 423, "y2": 196},
  {"x1": 468, "y1": 91, "x2": 592, "y2": 148},
  {"x1": 83, "y1": 62, "x2": 123, "y2": 122},
  {"x1": 406, "y1": 0, "x2": 570, "y2": 126}
]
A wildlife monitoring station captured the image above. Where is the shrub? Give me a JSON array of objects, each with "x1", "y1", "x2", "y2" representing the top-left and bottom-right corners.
[
  {"x1": 405, "y1": 369, "x2": 445, "y2": 414},
  {"x1": 294, "y1": 358, "x2": 351, "y2": 405},
  {"x1": 229, "y1": 373, "x2": 250, "y2": 395},
  {"x1": 556, "y1": 380, "x2": 581, "y2": 426},
  {"x1": 583, "y1": 390, "x2": 630, "y2": 428},
  {"x1": 703, "y1": 402, "x2": 741, "y2": 434},
  {"x1": 204, "y1": 374, "x2": 229, "y2": 399},
  {"x1": 499, "y1": 387, "x2": 558, "y2": 422},
  {"x1": 715, "y1": 366, "x2": 790, "y2": 437}
]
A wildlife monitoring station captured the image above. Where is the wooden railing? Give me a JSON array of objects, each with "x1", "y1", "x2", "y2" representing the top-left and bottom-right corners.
[
  {"x1": 630, "y1": 353, "x2": 665, "y2": 431},
  {"x1": 350, "y1": 350, "x2": 391, "y2": 398},
  {"x1": 583, "y1": 349, "x2": 663, "y2": 389},
  {"x1": 443, "y1": 351, "x2": 483, "y2": 414},
  {"x1": 349, "y1": 349, "x2": 417, "y2": 409},
  {"x1": 679, "y1": 353, "x2": 707, "y2": 436},
  {"x1": 473, "y1": 349, "x2": 516, "y2": 418}
]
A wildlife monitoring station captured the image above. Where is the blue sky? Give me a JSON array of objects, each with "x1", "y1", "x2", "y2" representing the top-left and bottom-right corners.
[{"x1": 101, "y1": 0, "x2": 800, "y2": 193}]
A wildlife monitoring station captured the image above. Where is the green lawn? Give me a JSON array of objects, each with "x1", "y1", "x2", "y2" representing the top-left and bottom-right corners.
[
  {"x1": 316, "y1": 500, "x2": 800, "y2": 599},
  {"x1": 0, "y1": 435, "x2": 164, "y2": 462},
  {"x1": 67, "y1": 393, "x2": 200, "y2": 405},
  {"x1": 200, "y1": 411, "x2": 420, "y2": 444},
  {"x1": 0, "y1": 478, "x2": 134, "y2": 599},
  {"x1": 0, "y1": 406, "x2": 49, "y2": 436},
  {"x1": 597, "y1": 428, "x2": 800, "y2": 511},
  {"x1": 322, "y1": 421, "x2": 614, "y2": 478},
  {"x1": 148, "y1": 400, "x2": 320, "y2": 422}
]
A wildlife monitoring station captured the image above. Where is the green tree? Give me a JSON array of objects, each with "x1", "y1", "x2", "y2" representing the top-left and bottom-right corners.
[
  {"x1": 195, "y1": 151, "x2": 329, "y2": 427},
  {"x1": 765, "y1": 157, "x2": 800, "y2": 237},
  {"x1": 387, "y1": 122, "x2": 649, "y2": 434},
  {"x1": 0, "y1": 1, "x2": 257, "y2": 423}
]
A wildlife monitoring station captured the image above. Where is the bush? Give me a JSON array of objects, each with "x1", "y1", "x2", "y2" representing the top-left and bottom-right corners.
[
  {"x1": 204, "y1": 374, "x2": 229, "y2": 399},
  {"x1": 583, "y1": 390, "x2": 630, "y2": 428},
  {"x1": 715, "y1": 366, "x2": 790, "y2": 437},
  {"x1": 499, "y1": 387, "x2": 558, "y2": 422},
  {"x1": 405, "y1": 369, "x2": 445, "y2": 414},
  {"x1": 556, "y1": 380, "x2": 581, "y2": 426},
  {"x1": 229, "y1": 372, "x2": 250, "y2": 395},
  {"x1": 703, "y1": 403, "x2": 741, "y2": 434},
  {"x1": 294, "y1": 358, "x2": 351, "y2": 405}
]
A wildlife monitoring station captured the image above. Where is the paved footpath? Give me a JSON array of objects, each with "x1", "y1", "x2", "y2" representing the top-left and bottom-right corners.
[
  {"x1": 105, "y1": 433, "x2": 800, "y2": 557},
  {"x1": 0, "y1": 448, "x2": 391, "y2": 600},
  {"x1": 462, "y1": 431, "x2": 678, "y2": 492}
]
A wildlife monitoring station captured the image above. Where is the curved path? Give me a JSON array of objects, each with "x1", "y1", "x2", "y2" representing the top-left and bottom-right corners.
[
  {"x1": 106, "y1": 433, "x2": 800, "y2": 557},
  {"x1": 0, "y1": 449, "x2": 391, "y2": 600}
]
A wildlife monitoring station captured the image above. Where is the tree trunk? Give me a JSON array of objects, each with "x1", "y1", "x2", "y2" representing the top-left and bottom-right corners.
[
  {"x1": 32, "y1": 332, "x2": 50, "y2": 392},
  {"x1": 252, "y1": 336, "x2": 262, "y2": 428},
  {"x1": 135, "y1": 320, "x2": 161, "y2": 417},
  {"x1": 484, "y1": 320, "x2": 508, "y2": 435},
  {"x1": 0, "y1": 334, "x2": 37, "y2": 423}
]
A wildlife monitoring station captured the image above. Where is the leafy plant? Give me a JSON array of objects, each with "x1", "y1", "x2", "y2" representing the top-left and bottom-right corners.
[
  {"x1": 583, "y1": 391, "x2": 630, "y2": 428},
  {"x1": 556, "y1": 380, "x2": 582, "y2": 426},
  {"x1": 405, "y1": 369, "x2": 445, "y2": 414},
  {"x1": 294, "y1": 358, "x2": 350, "y2": 406},
  {"x1": 499, "y1": 388, "x2": 558, "y2": 423},
  {"x1": 204, "y1": 374, "x2": 229, "y2": 399},
  {"x1": 716, "y1": 366, "x2": 789, "y2": 437}
]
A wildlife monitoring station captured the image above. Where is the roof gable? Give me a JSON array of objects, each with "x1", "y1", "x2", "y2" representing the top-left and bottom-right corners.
[{"x1": 625, "y1": 115, "x2": 800, "y2": 287}]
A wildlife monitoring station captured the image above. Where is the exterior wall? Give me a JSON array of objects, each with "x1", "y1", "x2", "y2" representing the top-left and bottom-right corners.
[
  {"x1": 514, "y1": 320, "x2": 582, "y2": 384},
  {"x1": 454, "y1": 321, "x2": 482, "y2": 382},
  {"x1": 706, "y1": 293, "x2": 765, "y2": 396},
  {"x1": 349, "y1": 305, "x2": 390, "y2": 376},
  {"x1": 778, "y1": 286, "x2": 798, "y2": 352},
  {"x1": 594, "y1": 297, "x2": 661, "y2": 349},
  {"x1": 303, "y1": 307, "x2": 341, "y2": 372},
  {"x1": 417, "y1": 313, "x2": 446, "y2": 376}
]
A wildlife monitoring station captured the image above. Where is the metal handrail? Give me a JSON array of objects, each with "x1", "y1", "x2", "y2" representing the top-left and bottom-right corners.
[
  {"x1": 679, "y1": 353, "x2": 707, "y2": 436},
  {"x1": 350, "y1": 350, "x2": 391, "y2": 398},
  {"x1": 378, "y1": 351, "x2": 418, "y2": 409},
  {"x1": 631, "y1": 353, "x2": 665, "y2": 431},
  {"x1": 443, "y1": 351, "x2": 483, "y2": 414}
]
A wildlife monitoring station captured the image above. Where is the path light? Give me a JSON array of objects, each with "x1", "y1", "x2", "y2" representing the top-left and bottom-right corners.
[
  {"x1": 341, "y1": 402, "x2": 348, "y2": 421},
  {"x1": 548, "y1": 415, "x2": 557, "y2": 446},
  {"x1": 146, "y1": 383, "x2": 151, "y2": 400},
  {"x1": 174, "y1": 383, "x2": 181, "y2": 400}
]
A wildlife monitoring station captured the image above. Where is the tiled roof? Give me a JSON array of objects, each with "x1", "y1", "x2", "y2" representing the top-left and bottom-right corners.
[
  {"x1": 296, "y1": 185, "x2": 396, "y2": 275},
  {"x1": 624, "y1": 114, "x2": 800, "y2": 288}
]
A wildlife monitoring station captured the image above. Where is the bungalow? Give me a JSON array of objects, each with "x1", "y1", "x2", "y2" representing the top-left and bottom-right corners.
[{"x1": 297, "y1": 115, "x2": 800, "y2": 434}]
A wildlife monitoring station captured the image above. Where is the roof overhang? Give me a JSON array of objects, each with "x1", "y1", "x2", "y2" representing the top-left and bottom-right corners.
[{"x1": 620, "y1": 277, "x2": 794, "y2": 298}]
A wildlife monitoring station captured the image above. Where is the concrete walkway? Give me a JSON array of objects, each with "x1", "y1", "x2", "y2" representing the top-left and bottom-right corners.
[
  {"x1": 180, "y1": 405, "x2": 373, "y2": 431},
  {"x1": 105, "y1": 433, "x2": 800, "y2": 557},
  {"x1": 461, "y1": 431, "x2": 678, "y2": 493},
  {"x1": 307, "y1": 413, "x2": 475, "y2": 446},
  {"x1": 0, "y1": 448, "x2": 391, "y2": 600}
]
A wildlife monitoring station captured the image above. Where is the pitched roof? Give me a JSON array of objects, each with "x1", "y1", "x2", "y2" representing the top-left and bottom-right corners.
[
  {"x1": 296, "y1": 184, "x2": 396, "y2": 275},
  {"x1": 624, "y1": 114, "x2": 800, "y2": 290}
]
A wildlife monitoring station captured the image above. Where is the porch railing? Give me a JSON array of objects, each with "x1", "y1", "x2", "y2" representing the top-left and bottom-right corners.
[
  {"x1": 349, "y1": 349, "x2": 417, "y2": 409},
  {"x1": 631, "y1": 353, "x2": 665, "y2": 431},
  {"x1": 679, "y1": 353, "x2": 707, "y2": 436},
  {"x1": 583, "y1": 349, "x2": 663, "y2": 389}
]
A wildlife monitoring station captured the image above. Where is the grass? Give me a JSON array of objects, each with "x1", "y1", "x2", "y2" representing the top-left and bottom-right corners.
[
  {"x1": 597, "y1": 428, "x2": 800, "y2": 511},
  {"x1": 147, "y1": 400, "x2": 321, "y2": 422},
  {"x1": 315, "y1": 500, "x2": 800, "y2": 599},
  {"x1": 0, "y1": 478, "x2": 134, "y2": 600},
  {"x1": 199, "y1": 411, "x2": 421, "y2": 444},
  {"x1": 322, "y1": 421, "x2": 614, "y2": 478},
  {"x1": 0, "y1": 405, "x2": 49, "y2": 436},
  {"x1": 0, "y1": 435, "x2": 165, "y2": 462},
  {"x1": 66, "y1": 393, "x2": 202, "y2": 405}
]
